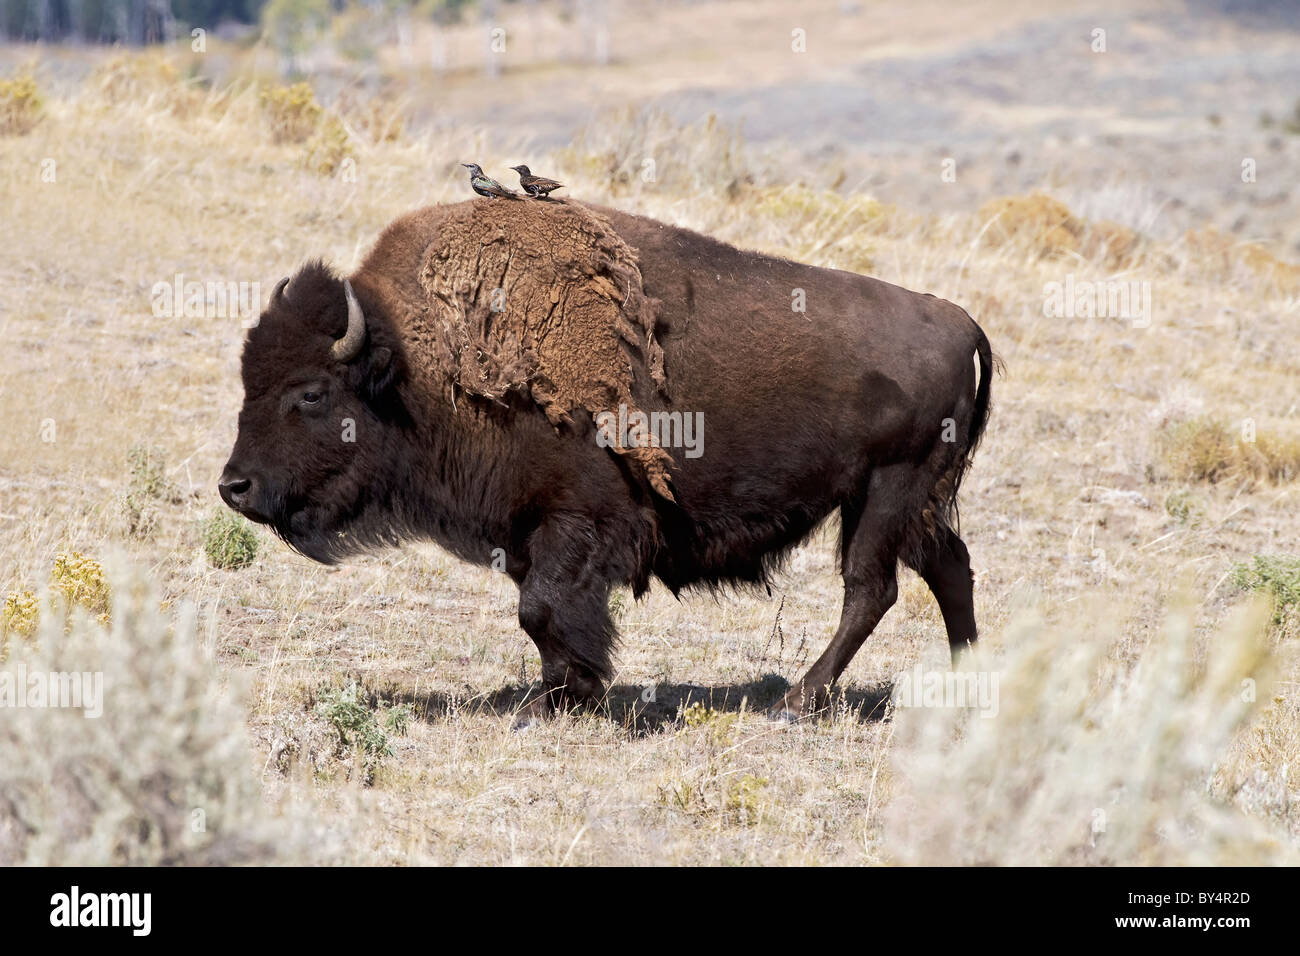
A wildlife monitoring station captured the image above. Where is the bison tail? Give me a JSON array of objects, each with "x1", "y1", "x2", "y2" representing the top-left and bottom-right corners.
[
  {"x1": 968, "y1": 324, "x2": 995, "y2": 458},
  {"x1": 921, "y1": 322, "x2": 996, "y2": 547}
]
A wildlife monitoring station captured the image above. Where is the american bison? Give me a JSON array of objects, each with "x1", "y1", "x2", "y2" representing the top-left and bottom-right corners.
[{"x1": 219, "y1": 199, "x2": 993, "y2": 721}]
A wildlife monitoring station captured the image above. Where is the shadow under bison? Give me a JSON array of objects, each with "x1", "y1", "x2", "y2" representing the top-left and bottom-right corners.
[{"x1": 386, "y1": 676, "x2": 894, "y2": 736}]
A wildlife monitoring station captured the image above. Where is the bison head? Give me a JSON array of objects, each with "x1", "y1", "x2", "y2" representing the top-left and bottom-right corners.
[{"x1": 219, "y1": 261, "x2": 404, "y2": 563}]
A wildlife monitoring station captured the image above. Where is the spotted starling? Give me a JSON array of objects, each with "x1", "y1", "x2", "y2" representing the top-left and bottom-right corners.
[
  {"x1": 509, "y1": 165, "x2": 565, "y2": 199},
  {"x1": 461, "y1": 163, "x2": 518, "y2": 199}
]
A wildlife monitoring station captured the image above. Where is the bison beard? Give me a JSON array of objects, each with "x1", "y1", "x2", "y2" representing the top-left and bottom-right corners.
[{"x1": 220, "y1": 199, "x2": 995, "y2": 722}]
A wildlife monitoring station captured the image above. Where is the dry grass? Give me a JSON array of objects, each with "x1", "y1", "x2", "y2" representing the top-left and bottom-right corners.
[
  {"x1": 978, "y1": 192, "x2": 1144, "y2": 270},
  {"x1": 2, "y1": 46, "x2": 1299, "y2": 865},
  {"x1": 1183, "y1": 226, "x2": 1300, "y2": 297},
  {"x1": 1158, "y1": 417, "x2": 1300, "y2": 486},
  {"x1": 555, "y1": 107, "x2": 758, "y2": 200}
]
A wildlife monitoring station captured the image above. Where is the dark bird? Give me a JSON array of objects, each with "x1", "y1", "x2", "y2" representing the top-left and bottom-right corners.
[
  {"x1": 510, "y1": 165, "x2": 565, "y2": 199},
  {"x1": 461, "y1": 163, "x2": 518, "y2": 199}
]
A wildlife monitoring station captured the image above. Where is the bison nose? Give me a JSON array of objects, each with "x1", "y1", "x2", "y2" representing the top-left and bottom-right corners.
[{"x1": 218, "y1": 474, "x2": 253, "y2": 510}]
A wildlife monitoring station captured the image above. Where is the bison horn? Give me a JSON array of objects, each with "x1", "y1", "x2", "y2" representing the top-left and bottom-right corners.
[
  {"x1": 271, "y1": 275, "x2": 291, "y2": 305},
  {"x1": 332, "y1": 280, "x2": 366, "y2": 362}
]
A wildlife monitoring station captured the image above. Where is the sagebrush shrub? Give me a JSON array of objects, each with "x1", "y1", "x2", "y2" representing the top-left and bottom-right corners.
[
  {"x1": 0, "y1": 564, "x2": 308, "y2": 864},
  {"x1": 202, "y1": 511, "x2": 259, "y2": 569},
  {"x1": 883, "y1": 603, "x2": 1290, "y2": 865}
]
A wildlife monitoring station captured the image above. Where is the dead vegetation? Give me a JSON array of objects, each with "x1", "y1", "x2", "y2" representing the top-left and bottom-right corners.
[
  {"x1": 1157, "y1": 417, "x2": 1300, "y2": 486},
  {"x1": 978, "y1": 192, "x2": 1144, "y2": 270}
]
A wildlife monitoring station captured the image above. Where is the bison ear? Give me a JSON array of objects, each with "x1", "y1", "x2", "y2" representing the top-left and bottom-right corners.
[{"x1": 355, "y1": 345, "x2": 397, "y2": 402}]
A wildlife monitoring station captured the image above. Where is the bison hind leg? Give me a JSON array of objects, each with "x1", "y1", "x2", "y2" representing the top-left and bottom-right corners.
[
  {"x1": 902, "y1": 522, "x2": 977, "y2": 664},
  {"x1": 770, "y1": 463, "x2": 923, "y2": 719},
  {"x1": 897, "y1": 437, "x2": 979, "y2": 664}
]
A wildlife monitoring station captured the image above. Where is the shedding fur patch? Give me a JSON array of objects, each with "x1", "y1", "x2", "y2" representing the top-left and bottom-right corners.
[{"x1": 417, "y1": 200, "x2": 675, "y2": 499}]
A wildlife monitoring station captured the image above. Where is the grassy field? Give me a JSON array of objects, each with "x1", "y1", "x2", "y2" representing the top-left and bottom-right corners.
[{"x1": 2, "y1": 8, "x2": 1300, "y2": 864}]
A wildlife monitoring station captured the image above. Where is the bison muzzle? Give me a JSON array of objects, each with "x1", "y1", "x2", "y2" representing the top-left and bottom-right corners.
[{"x1": 219, "y1": 200, "x2": 995, "y2": 722}]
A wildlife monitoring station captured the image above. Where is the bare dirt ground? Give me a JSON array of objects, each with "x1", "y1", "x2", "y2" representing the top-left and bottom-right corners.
[{"x1": 2, "y1": 0, "x2": 1299, "y2": 864}]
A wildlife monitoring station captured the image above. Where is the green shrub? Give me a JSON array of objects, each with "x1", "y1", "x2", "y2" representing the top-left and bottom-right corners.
[
  {"x1": 122, "y1": 444, "x2": 175, "y2": 539},
  {"x1": 1231, "y1": 555, "x2": 1300, "y2": 627},
  {"x1": 723, "y1": 773, "x2": 769, "y2": 826},
  {"x1": 680, "y1": 700, "x2": 719, "y2": 729},
  {"x1": 607, "y1": 589, "x2": 628, "y2": 622},
  {"x1": 202, "y1": 511, "x2": 259, "y2": 569},
  {"x1": 315, "y1": 682, "x2": 395, "y2": 784},
  {"x1": 658, "y1": 704, "x2": 763, "y2": 825},
  {"x1": 2, "y1": 552, "x2": 112, "y2": 655},
  {"x1": 1163, "y1": 489, "x2": 1201, "y2": 525},
  {"x1": 303, "y1": 113, "x2": 352, "y2": 176},
  {"x1": 384, "y1": 703, "x2": 413, "y2": 736}
]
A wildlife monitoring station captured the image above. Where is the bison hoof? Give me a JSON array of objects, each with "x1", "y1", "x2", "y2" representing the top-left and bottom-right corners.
[
  {"x1": 767, "y1": 708, "x2": 802, "y2": 725},
  {"x1": 511, "y1": 693, "x2": 557, "y2": 731}
]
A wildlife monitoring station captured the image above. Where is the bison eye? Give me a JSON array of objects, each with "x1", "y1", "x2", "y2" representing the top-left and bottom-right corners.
[{"x1": 299, "y1": 390, "x2": 324, "y2": 409}]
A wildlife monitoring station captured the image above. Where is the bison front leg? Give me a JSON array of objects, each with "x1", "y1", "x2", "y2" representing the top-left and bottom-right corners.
[{"x1": 513, "y1": 514, "x2": 616, "y2": 727}]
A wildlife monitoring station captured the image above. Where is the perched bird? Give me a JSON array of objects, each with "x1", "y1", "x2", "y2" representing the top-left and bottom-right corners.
[
  {"x1": 509, "y1": 164, "x2": 565, "y2": 199},
  {"x1": 461, "y1": 163, "x2": 518, "y2": 199}
]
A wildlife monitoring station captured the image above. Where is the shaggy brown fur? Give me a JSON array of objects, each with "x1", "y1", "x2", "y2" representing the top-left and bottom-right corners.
[{"x1": 417, "y1": 200, "x2": 675, "y2": 499}]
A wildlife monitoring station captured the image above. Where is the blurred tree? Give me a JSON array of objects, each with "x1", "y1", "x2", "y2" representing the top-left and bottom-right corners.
[
  {"x1": 481, "y1": 0, "x2": 497, "y2": 78},
  {"x1": 172, "y1": 0, "x2": 268, "y2": 30},
  {"x1": 417, "y1": 0, "x2": 468, "y2": 74},
  {"x1": 2, "y1": 0, "x2": 274, "y2": 39},
  {"x1": 260, "y1": 0, "x2": 329, "y2": 75}
]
